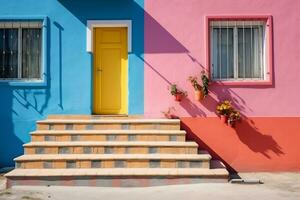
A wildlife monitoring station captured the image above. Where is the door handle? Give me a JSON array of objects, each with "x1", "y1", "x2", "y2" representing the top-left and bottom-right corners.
[{"x1": 97, "y1": 69, "x2": 102, "y2": 72}]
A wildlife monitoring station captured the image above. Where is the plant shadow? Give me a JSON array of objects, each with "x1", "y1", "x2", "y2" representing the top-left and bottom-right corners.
[{"x1": 235, "y1": 117, "x2": 284, "y2": 159}]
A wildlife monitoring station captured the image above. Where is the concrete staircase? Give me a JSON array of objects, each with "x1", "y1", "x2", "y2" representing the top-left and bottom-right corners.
[{"x1": 5, "y1": 116, "x2": 228, "y2": 187}]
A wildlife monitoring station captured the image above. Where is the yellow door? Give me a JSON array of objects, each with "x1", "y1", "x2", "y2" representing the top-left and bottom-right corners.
[{"x1": 93, "y1": 27, "x2": 128, "y2": 114}]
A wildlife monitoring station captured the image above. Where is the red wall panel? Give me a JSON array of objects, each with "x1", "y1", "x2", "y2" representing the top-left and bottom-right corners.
[{"x1": 181, "y1": 117, "x2": 300, "y2": 172}]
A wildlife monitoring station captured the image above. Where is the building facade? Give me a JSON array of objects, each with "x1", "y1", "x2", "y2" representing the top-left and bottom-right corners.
[{"x1": 0, "y1": 0, "x2": 299, "y2": 172}]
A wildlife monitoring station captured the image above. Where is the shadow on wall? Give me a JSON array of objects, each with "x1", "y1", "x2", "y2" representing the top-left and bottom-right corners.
[
  {"x1": 181, "y1": 120, "x2": 238, "y2": 173},
  {"x1": 58, "y1": 0, "x2": 259, "y2": 117},
  {"x1": 58, "y1": 0, "x2": 145, "y2": 53},
  {"x1": 0, "y1": 19, "x2": 53, "y2": 167},
  {"x1": 235, "y1": 117, "x2": 284, "y2": 159},
  {"x1": 58, "y1": 0, "x2": 195, "y2": 86},
  {"x1": 0, "y1": 85, "x2": 22, "y2": 168},
  {"x1": 175, "y1": 82, "x2": 273, "y2": 117},
  {"x1": 142, "y1": 6, "x2": 204, "y2": 86},
  {"x1": 0, "y1": 85, "x2": 52, "y2": 167},
  {"x1": 57, "y1": 0, "x2": 282, "y2": 171},
  {"x1": 179, "y1": 97, "x2": 209, "y2": 117},
  {"x1": 181, "y1": 117, "x2": 284, "y2": 173},
  {"x1": 58, "y1": 0, "x2": 145, "y2": 114},
  {"x1": 53, "y1": 21, "x2": 64, "y2": 110},
  {"x1": 142, "y1": 1, "x2": 275, "y2": 116}
]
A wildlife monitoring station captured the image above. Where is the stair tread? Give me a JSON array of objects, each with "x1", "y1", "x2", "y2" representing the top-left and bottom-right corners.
[
  {"x1": 8, "y1": 116, "x2": 230, "y2": 184},
  {"x1": 5, "y1": 168, "x2": 228, "y2": 177},
  {"x1": 37, "y1": 119, "x2": 180, "y2": 124},
  {"x1": 15, "y1": 154, "x2": 211, "y2": 161},
  {"x1": 47, "y1": 114, "x2": 131, "y2": 119},
  {"x1": 31, "y1": 130, "x2": 186, "y2": 135},
  {"x1": 24, "y1": 141, "x2": 198, "y2": 147}
]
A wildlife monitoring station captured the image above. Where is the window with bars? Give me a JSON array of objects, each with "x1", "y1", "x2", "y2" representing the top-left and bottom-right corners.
[
  {"x1": 210, "y1": 20, "x2": 267, "y2": 81},
  {"x1": 0, "y1": 21, "x2": 42, "y2": 80}
]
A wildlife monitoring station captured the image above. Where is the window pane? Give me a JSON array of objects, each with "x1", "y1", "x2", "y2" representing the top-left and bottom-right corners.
[
  {"x1": 238, "y1": 27, "x2": 263, "y2": 79},
  {"x1": 212, "y1": 28, "x2": 219, "y2": 79},
  {"x1": 22, "y1": 28, "x2": 41, "y2": 79},
  {"x1": 212, "y1": 28, "x2": 234, "y2": 79},
  {"x1": 0, "y1": 29, "x2": 18, "y2": 78},
  {"x1": 252, "y1": 27, "x2": 263, "y2": 78}
]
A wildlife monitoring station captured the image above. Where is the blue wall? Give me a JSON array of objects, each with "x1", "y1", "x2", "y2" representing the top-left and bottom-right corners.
[{"x1": 0, "y1": 0, "x2": 144, "y2": 167}]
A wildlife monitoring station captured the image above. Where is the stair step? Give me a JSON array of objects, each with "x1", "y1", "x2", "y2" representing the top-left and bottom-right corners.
[
  {"x1": 15, "y1": 154, "x2": 210, "y2": 161},
  {"x1": 6, "y1": 168, "x2": 228, "y2": 177},
  {"x1": 24, "y1": 141, "x2": 198, "y2": 155},
  {"x1": 6, "y1": 168, "x2": 228, "y2": 187},
  {"x1": 15, "y1": 154, "x2": 211, "y2": 169},
  {"x1": 5, "y1": 116, "x2": 229, "y2": 187},
  {"x1": 47, "y1": 114, "x2": 134, "y2": 120},
  {"x1": 30, "y1": 130, "x2": 186, "y2": 142},
  {"x1": 31, "y1": 130, "x2": 186, "y2": 135},
  {"x1": 36, "y1": 119, "x2": 180, "y2": 131},
  {"x1": 24, "y1": 141, "x2": 197, "y2": 147},
  {"x1": 37, "y1": 119, "x2": 180, "y2": 124}
]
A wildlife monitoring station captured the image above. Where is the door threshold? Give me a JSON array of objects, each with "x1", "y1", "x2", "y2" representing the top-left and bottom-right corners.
[
  {"x1": 91, "y1": 115, "x2": 143, "y2": 119},
  {"x1": 92, "y1": 114, "x2": 128, "y2": 117}
]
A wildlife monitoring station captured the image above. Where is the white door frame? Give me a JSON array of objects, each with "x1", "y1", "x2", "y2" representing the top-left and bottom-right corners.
[{"x1": 86, "y1": 20, "x2": 132, "y2": 53}]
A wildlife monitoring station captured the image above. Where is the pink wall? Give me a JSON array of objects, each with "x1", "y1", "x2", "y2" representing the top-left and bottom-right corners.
[{"x1": 144, "y1": 0, "x2": 300, "y2": 117}]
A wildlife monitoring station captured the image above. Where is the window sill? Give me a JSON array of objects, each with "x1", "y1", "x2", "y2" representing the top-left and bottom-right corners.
[
  {"x1": 0, "y1": 80, "x2": 47, "y2": 87},
  {"x1": 211, "y1": 80, "x2": 272, "y2": 86}
]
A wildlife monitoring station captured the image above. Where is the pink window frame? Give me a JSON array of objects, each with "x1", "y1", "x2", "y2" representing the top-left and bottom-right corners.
[{"x1": 205, "y1": 15, "x2": 273, "y2": 86}]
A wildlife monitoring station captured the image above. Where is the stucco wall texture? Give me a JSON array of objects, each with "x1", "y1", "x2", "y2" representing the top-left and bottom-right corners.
[
  {"x1": 143, "y1": 0, "x2": 300, "y2": 171},
  {"x1": 0, "y1": 0, "x2": 300, "y2": 172},
  {"x1": 144, "y1": 0, "x2": 300, "y2": 117},
  {"x1": 0, "y1": 0, "x2": 145, "y2": 167}
]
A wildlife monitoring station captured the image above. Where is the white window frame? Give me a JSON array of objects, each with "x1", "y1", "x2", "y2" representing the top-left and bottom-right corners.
[
  {"x1": 210, "y1": 20, "x2": 267, "y2": 82},
  {"x1": 86, "y1": 20, "x2": 132, "y2": 53},
  {"x1": 0, "y1": 21, "x2": 43, "y2": 81}
]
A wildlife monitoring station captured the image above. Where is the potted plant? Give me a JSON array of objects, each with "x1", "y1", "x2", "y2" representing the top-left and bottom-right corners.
[
  {"x1": 188, "y1": 71, "x2": 210, "y2": 101},
  {"x1": 227, "y1": 110, "x2": 241, "y2": 127},
  {"x1": 188, "y1": 76, "x2": 204, "y2": 101},
  {"x1": 161, "y1": 107, "x2": 178, "y2": 119},
  {"x1": 170, "y1": 84, "x2": 186, "y2": 102},
  {"x1": 201, "y1": 70, "x2": 210, "y2": 97},
  {"x1": 216, "y1": 100, "x2": 232, "y2": 123}
]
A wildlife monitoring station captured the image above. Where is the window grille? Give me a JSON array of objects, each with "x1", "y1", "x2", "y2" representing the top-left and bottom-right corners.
[
  {"x1": 210, "y1": 20, "x2": 266, "y2": 81},
  {"x1": 0, "y1": 21, "x2": 42, "y2": 80}
]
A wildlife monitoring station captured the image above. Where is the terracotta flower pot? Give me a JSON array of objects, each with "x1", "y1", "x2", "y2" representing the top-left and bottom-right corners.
[
  {"x1": 194, "y1": 90, "x2": 204, "y2": 101},
  {"x1": 220, "y1": 115, "x2": 228, "y2": 124},
  {"x1": 228, "y1": 121, "x2": 235, "y2": 128},
  {"x1": 164, "y1": 113, "x2": 172, "y2": 119},
  {"x1": 170, "y1": 114, "x2": 179, "y2": 119},
  {"x1": 174, "y1": 93, "x2": 183, "y2": 102},
  {"x1": 163, "y1": 113, "x2": 179, "y2": 119}
]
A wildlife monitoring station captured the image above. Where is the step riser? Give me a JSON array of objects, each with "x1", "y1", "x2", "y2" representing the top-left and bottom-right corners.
[
  {"x1": 7, "y1": 176, "x2": 228, "y2": 188},
  {"x1": 31, "y1": 135, "x2": 185, "y2": 142},
  {"x1": 25, "y1": 146, "x2": 198, "y2": 155},
  {"x1": 16, "y1": 160, "x2": 209, "y2": 169},
  {"x1": 47, "y1": 115, "x2": 142, "y2": 120},
  {"x1": 6, "y1": 117, "x2": 229, "y2": 187},
  {"x1": 37, "y1": 123, "x2": 180, "y2": 131}
]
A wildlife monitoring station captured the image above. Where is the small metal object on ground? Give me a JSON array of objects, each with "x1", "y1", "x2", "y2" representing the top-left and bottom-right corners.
[{"x1": 230, "y1": 179, "x2": 264, "y2": 184}]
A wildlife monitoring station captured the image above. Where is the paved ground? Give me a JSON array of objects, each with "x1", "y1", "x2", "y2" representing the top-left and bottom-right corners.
[{"x1": 0, "y1": 173, "x2": 299, "y2": 200}]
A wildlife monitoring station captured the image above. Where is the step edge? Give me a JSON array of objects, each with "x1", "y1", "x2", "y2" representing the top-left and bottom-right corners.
[
  {"x1": 5, "y1": 168, "x2": 229, "y2": 177},
  {"x1": 30, "y1": 130, "x2": 187, "y2": 135},
  {"x1": 37, "y1": 119, "x2": 181, "y2": 124},
  {"x1": 23, "y1": 141, "x2": 198, "y2": 147},
  {"x1": 14, "y1": 154, "x2": 211, "y2": 161}
]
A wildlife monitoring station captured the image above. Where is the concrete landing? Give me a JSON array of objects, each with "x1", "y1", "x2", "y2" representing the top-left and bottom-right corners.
[{"x1": 1, "y1": 173, "x2": 299, "y2": 200}]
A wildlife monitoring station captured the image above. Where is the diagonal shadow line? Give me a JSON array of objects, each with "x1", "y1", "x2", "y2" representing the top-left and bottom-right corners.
[
  {"x1": 138, "y1": 56, "x2": 172, "y2": 85},
  {"x1": 181, "y1": 121, "x2": 238, "y2": 173}
]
